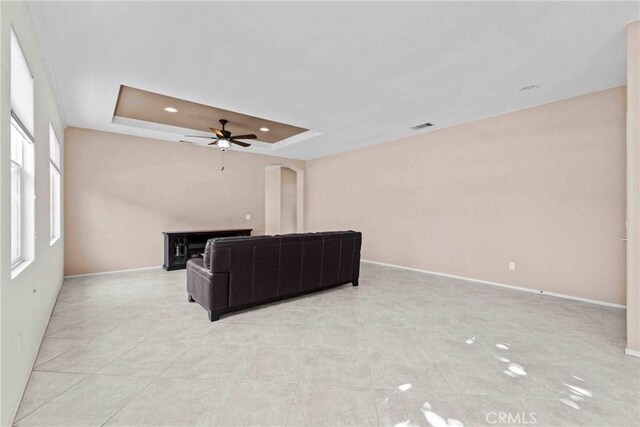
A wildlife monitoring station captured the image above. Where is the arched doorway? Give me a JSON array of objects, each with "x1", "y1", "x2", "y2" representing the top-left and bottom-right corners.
[{"x1": 265, "y1": 165, "x2": 304, "y2": 235}]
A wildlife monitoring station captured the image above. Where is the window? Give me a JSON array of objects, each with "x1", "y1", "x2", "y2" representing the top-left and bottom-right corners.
[
  {"x1": 11, "y1": 29, "x2": 35, "y2": 275},
  {"x1": 11, "y1": 118, "x2": 34, "y2": 268},
  {"x1": 50, "y1": 125, "x2": 61, "y2": 243}
]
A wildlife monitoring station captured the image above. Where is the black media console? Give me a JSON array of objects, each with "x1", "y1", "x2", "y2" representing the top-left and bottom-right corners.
[{"x1": 162, "y1": 228, "x2": 252, "y2": 271}]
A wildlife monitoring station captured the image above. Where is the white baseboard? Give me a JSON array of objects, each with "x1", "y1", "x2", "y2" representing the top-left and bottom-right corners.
[
  {"x1": 361, "y1": 259, "x2": 626, "y2": 309},
  {"x1": 64, "y1": 265, "x2": 162, "y2": 279},
  {"x1": 625, "y1": 348, "x2": 640, "y2": 358}
]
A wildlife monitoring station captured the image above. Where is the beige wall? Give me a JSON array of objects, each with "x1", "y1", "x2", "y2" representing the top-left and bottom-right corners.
[
  {"x1": 307, "y1": 87, "x2": 627, "y2": 305},
  {"x1": 0, "y1": 2, "x2": 66, "y2": 425},
  {"x1": 627, "y1": 21, "x2": 639, "y2": 353},
  {"x1": 64, "y1": 128, "x2": 304, "y2": 275}
]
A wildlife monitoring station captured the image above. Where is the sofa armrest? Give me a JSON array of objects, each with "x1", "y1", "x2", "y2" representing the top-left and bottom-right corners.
[{"x1": 186, "y1": 258, "x2": 229, "y2": 312}]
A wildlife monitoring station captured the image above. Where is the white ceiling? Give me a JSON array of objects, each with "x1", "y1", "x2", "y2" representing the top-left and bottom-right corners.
[{"x1": 30, "y1": 1, "x2": 639, "y2": 160}]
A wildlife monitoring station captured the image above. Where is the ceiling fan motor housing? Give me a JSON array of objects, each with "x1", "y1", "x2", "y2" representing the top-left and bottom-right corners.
[{"x1": 183, "y1": 118, "x2": 256, "y2": 148}]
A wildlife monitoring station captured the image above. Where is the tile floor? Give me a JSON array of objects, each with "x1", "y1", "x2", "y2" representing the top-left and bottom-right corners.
[{"x1": 14, "y1": 263, "x2": 640, "y2": 427}]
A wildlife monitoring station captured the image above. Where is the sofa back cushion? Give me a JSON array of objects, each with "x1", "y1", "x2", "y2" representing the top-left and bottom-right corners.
[
  {"x1": 203, "y1": 241, "x2": 212, "y2": 269},
  {"x1": 207, "y1": 231, "x2": 361, "y2": 307}
]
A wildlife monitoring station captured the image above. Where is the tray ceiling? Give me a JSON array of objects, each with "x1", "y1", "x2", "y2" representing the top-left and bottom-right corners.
[{"x1": 113, "y1": 86, "x2": 307, "y2": 144}]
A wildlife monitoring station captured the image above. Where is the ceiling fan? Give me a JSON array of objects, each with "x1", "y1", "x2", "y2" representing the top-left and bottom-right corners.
[{"x1": 181, "y1": 119, "x2": 256, "y2": 151}]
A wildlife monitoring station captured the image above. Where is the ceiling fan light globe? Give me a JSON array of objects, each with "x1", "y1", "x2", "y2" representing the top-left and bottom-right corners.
[{"x1": 216, "y1": 138, "x2": 231, "y2": 150}]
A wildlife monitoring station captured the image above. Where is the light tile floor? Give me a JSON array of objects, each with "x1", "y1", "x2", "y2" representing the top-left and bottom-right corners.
[{"x1": 14, "y1": 263, "x2": 640, "y2": 426}]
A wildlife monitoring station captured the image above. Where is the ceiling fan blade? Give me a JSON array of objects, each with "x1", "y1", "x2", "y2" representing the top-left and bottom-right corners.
[
  {"x1": 231, "y1": 140, "x2": 251, "y2": 148},
  {"x1": 208, "y1": 141, "x2": 218, "y2": 146},
  {"x1": 210, "y1": 128, "x2": 225, "y2": 139},
  {"x1": 184, "y1": 135, "x2": 216, "y2": 139},
  {"x1": 231, "y1": 134, "x2": 257, "y2": 140}
]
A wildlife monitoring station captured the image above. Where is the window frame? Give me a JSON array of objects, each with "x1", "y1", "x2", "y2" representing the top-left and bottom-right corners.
[
  {"x1": 49, "y1": 125, "x2": 61, "y2": 244},
  {"x1": 10, "y1": 115, "x2": 34, "y2": 270},
  {"x1": 10, "y1": 158, "x2": 23, "y2": 268}
]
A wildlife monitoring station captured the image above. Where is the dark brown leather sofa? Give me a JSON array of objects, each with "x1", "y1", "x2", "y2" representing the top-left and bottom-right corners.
[{"x1": 186, "y1": 231, "x2": 362, "y2": 321}]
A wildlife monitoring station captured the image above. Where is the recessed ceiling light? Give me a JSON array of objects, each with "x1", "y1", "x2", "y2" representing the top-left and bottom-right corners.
[
  {"x1": 164, "y1": 107, "x2": 178, "y2": 113},
  {"x1": 259, "y1": 127, "x2": 270, "y2": 132},
  {"x1": 520, "y1": 84, "x2": 539, "y2": 91}
]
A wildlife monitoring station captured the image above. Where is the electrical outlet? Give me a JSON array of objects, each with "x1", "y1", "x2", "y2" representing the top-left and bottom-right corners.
[
  {"x1": 508, "y1": 262, "x2": 516, "y2": 271},
  {"x1": 245, "y1": 214, "x2": 251, "y2": 220}
]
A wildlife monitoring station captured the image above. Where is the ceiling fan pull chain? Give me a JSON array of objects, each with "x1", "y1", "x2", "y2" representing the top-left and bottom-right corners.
[{"x1": 221, "y1": 150, "x2": 225, "y2": 171}]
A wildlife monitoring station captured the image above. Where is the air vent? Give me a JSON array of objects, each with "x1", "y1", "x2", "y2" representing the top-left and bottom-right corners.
[{"x1": 411, "y1": 122, "x2": 433, "y2": 130}]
